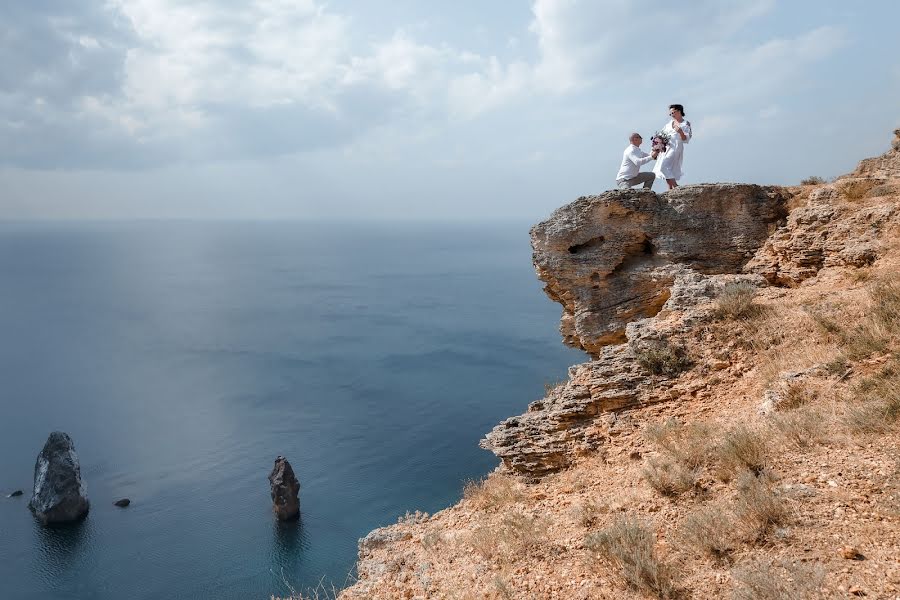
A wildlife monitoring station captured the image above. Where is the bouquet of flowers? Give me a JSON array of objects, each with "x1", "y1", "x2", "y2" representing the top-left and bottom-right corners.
[{"x1": 651, "y1": 130, "x2": 671, "y2": 154}]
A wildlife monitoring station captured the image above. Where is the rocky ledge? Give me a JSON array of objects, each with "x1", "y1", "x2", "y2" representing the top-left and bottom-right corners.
[{"x1": 531, "y1": 184, "x2": 789, "y2": 355}]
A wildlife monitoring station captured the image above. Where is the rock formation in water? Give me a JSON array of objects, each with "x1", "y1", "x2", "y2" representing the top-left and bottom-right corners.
[
  {"x1": 114, "y1": 498, "x2": 131, "y2": 508},
  {"x1": 268, "y1": 456, "x2": 300, "y2": 521},
  {"x1": 531, "y1": 184, "x2": 789, "y2": 356},
  {"x1": 8, "y1": 490, "x2": 24, "y2": 498},
  {"x1": 29, "y1": 431, "x2": 90, "y2": 524}
]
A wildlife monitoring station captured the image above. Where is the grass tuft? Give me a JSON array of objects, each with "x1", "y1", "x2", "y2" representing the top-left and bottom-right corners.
[
  {"x1": 585, "y1": 517, "x2": 681, "y2": 599},
  {"x1": 716, "y1": 426, "x2": 769, "y2": 481},
  {"x1": 733, "y1": 472, "x2": 790, "y2": 542},
  {"x1": 463, "y1": 473, "x2": 523, "y2": 511},
  {"x1": 469, "y1": 510, "x2": 546, "y2": 562},
  {"x1": 731, "y1": 558, "x2": 825, "y2": 600},
  {"x1": 679, "y1": 504, "x2": 735, "y2": 562},
  {"x1": 645, "y1": 419, "x2": 719, "y2": 469},
  {"x1": 714, "y1": 282, "x2": 765, "y2": 321},
  {"x1": 643, "y1": 457, "x2": 697, "y2": 497},
  {"x1": 770, "y1": 406, "x2": 827, "y2": 449},
  {"x1": 634, "y1": 341, "x2": 694, "y2": 377}
]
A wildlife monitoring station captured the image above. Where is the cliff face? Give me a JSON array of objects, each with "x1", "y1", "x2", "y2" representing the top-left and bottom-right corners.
[
  {"x1": 338, "y1": 129, "x2": 900, "y2": 600},
  {"x1": 531, "y1": 184, "x2": 789, "y2": 355},
  {"x1": 480, "y1": 269, "x2": 766, "y2": 477}
]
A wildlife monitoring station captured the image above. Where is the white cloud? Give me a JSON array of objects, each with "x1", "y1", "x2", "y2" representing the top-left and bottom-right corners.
[
  {"x1": 527, "y1": 0, "x2": 778, "y2": 90},
  {"x1": 0, "y1": 0, "x2": 854, "y2": 171}
]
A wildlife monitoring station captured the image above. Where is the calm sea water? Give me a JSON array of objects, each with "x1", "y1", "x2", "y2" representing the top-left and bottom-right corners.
[{"x1": 0, "y1": 221, "x2": 582, "y2": 600}]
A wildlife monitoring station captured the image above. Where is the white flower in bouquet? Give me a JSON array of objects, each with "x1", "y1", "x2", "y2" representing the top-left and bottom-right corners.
[{"x1": 651, "y1": 130, "x2": 671, "y2": 153}]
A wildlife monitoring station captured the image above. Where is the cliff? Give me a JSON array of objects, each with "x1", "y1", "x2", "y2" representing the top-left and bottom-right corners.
[{"x1": 336, "y1": 128, "x2": 900, "y2": 599}]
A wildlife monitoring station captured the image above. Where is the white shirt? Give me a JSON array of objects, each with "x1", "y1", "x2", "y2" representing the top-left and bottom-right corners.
[{"x1": 616, "y1": 144, "x2": 654, "y2": 182}]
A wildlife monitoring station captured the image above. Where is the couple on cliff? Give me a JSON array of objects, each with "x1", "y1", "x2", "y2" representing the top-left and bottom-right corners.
[{"x1": 615, "y1": 104, "x2": 691, "y2": 191}]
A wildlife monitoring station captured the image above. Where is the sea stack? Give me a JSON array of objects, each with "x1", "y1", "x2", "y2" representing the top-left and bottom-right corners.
[
  {"x1": 268, "y1": 456, "x2": 300, "y2": 521},
  {"x1": 29, "y1": 432, "x2": 90, "y2": 525}
]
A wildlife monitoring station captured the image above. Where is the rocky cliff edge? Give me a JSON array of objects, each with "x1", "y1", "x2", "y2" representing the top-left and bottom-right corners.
[{"x1": 334, "y1": 128, "x2": 900, "y2": 599}]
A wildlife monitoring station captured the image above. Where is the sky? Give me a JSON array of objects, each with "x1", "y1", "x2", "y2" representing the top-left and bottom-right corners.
[{"x1": 1, "y1": 0, "x2": 899, "y2": 221}]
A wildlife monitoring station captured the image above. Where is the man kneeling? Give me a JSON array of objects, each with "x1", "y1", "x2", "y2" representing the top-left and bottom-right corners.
[{"x1": 615, "y1": 132, "x2": 658, "y2": 190}]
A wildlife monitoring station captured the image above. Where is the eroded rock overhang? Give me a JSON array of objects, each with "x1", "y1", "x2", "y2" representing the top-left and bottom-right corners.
[{"x1": 530, "y1": 183, "x2": 790, "y2": 356}]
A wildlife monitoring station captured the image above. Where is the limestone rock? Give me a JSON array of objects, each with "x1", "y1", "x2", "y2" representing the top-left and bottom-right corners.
[
  {"x1": 29, "y1": 432, "x2": 90, "y2": 525},
  {"x1": 268, "y1": 456, "x2": 300, "y2": 521},
  {"x1": 531, "y1": 184, "x2": 789, "y2": 355},
  {"x1": 360, "y1": 527, "x2": 413, "y2": 553},
  {"x1": 845, "y1": 127, "x2": 900, "y2": 180},
  {"x1": 746, "y1": 187, "x2": 898, "y2": 286},
  {"x1": 481, "y1": 269, "x2": 744, "y2": 476}
]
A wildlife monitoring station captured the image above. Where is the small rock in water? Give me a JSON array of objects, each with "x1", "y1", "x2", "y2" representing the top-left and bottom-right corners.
[
  {"x1": 8, "y1": 490, "x2": 24, "y2": 498},
  {"x1": 29, "y1": 431, "x2": 90, "y2": 524},
  {"x1": 114, "y1": 498, "x2": 131, "y2": 508},
  {"x1": 268, "y1": 456, "x2": 300, "y2": 521}
]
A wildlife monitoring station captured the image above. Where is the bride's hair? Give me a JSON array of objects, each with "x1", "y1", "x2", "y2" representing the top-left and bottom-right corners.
[{"x1": 669, "y1": 104, "x2": 685, "y2": 116}]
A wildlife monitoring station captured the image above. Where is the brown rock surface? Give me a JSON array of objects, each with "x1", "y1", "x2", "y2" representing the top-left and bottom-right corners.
[
  {"x1": 532, "y1": 184, "x2": 789, "y2": 355},
  {"x1": 481, "y1": 270, "x2": 763, "y2": 476},
  {"x1": 268, "y1": 456, "x2": 300, "y2": 521},
  {"x1": 746, "y1": 133, "x2": 900, "y2": 286}
]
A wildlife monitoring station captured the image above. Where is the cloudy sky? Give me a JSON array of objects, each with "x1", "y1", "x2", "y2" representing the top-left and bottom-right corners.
[{"x1": 2, "y1": 0, "x2": 899, "y2": 220}]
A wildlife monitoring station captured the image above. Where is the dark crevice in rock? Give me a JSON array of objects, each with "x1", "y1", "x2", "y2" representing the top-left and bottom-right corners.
[{"x1": 567, "y1": 236, "x2": 605, "y2": 254}]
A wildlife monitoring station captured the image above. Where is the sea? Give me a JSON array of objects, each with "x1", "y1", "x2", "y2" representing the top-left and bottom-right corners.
[{"x1": 0, "y1": 220, "x2": 583, "y2": 600}]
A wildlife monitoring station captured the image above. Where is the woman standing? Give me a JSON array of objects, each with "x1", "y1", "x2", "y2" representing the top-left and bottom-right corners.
[{"x1": 653, "y1": 104, "x2": 691, "y2": 190}]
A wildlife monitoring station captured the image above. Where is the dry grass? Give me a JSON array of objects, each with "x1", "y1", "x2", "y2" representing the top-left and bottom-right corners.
[
  {"x1": 643, "y1": 457, "x2": 697, "y2": 497},
  {"x1": 779, "y1": 380, "x2": 817, "y2": 410},
  {"x1": 808, "y1": 277, "x2": 900, "y2": 360},
  {"x1": 871, "y1": 277, "x2": 900, "y2": 332},
  {"x1": 800, "y1": 176, "x2": 826, "y2": 186},
  {"x1": 836, "y1": 178, "x2": 880, "y2": 201},
  {"x1": 585, "y1": 517, "x2": 681, "y2": 599},
  {"x1": 271, "y1": 574, "x2": 345, "y2": 600},
  {"x1": 634, "y1": 341, "x2": 694, "y2": 377},
  {"x1": 716, "y1": 426, "x2": 769, "y2": 481},
  {"x1": 469, "y1": 510, "x2": 547, "y2": 562},
  {"x1": 844, "y1": 358, "x2": 900, "y2": 434},
  {"x1": 770, "y1": 406, "x2": 828, "y2": 449},
  {"x1": 714, "y1": 281, "x2": 765, "y2": 321},
  {"x1": 679, "y1": 504, "x2": 735, "y2": 562},
  {"x1": 645, "y1": 419, "x2": 718, "y2": 469},
  {"x1": 463, "y1": 473, "x2": 523, "y2": 511},
  {"x1": 572, "y1": 498, "x2": 604, "y2": 528},
  {"x1": 845, "y1": 381, "x2": 900, "y2": 433},
  {"x1": 730, "y1": 558, "x2": 826, "y2": 600},
  {"x1": 543, "y1": 378, "x2": 567, "y2": 394},
  {"x1": 733, "y1": 472, "x2": 790, "y2": 543}
]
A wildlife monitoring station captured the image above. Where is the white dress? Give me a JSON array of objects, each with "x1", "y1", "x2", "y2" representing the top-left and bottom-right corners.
[{"x1": 653, "y1": 119, "x2": 691, "y2": 181}]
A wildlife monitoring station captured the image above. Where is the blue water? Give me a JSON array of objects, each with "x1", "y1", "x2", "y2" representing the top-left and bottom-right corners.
[{"x1": 0, "y1": 221, "x2": 582, "y2": 600}]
